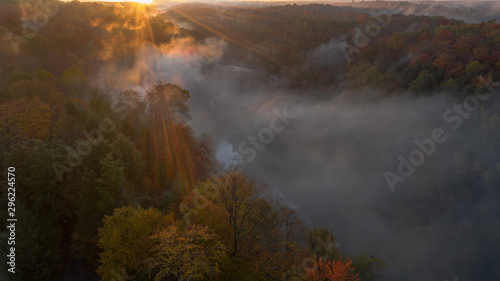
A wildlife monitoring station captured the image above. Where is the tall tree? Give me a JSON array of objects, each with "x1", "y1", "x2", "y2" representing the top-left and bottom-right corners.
[
  {"x1": 97, "y1": 206, "x2": 173, "y2": 281},
  {"x1": 96, "y1": 153, "x2": 125, "y2": 214},
  {"x1": 148, "y1": 224, "x2": 226, "y2": 281},
  {"x1": 191, "y1": 171, "x2": 270, "y2": 257},
  {"x1": 306, "y1": 226, "x2": 341, "y2": 263}
]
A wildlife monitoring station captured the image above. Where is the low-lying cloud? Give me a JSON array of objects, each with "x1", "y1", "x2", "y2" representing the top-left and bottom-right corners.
[{"x1": 96, "y1": 31, "x2": 500, "y2": 280}]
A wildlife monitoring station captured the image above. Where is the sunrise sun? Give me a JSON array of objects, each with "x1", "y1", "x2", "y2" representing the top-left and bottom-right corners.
[
  {"x1": 78, "y1": 0, "x2": 155, "y2": 4},
  {"x1": 132, "y1": 0, "x2": 153, "y2": 4}
]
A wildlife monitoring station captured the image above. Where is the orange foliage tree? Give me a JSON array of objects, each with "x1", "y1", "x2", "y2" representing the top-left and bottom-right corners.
[
  {"x1": 0, "y1": 96, "x2": 53, "y2": 143},
  {"x1": 305, "y1": 258, "x2": 360, "y2": 281}
]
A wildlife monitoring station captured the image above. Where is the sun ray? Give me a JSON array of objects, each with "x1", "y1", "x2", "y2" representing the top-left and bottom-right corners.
[{"x1": 131, "y1": 0, "x2": 153, "y2": 4}]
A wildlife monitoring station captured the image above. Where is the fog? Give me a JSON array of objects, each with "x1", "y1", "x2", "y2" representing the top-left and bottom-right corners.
[{"x1": 100, "y1": 31, "x2": 500, "y2": 280}]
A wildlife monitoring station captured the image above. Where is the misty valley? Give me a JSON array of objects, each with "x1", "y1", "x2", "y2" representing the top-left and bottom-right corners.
[{"x1": 0, "y1": 0, "x2": 499, "y2": 281}]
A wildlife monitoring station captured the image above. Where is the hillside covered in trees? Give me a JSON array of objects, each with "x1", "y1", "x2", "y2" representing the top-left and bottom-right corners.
[
  {"x1": 0, "y1": 1, "x2": 499, "y2": 280},
  {"x1": 166, "y1": 3, "x2": 500, "y2": 90}
]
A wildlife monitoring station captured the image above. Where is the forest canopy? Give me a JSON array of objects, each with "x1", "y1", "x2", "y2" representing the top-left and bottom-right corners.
[{"x1": 0, "y1": 1, "x2": 499, "y2": 280}]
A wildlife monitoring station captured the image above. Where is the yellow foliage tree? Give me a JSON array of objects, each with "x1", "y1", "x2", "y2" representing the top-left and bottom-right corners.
[
  {"x1": 0, "y1": 96, "x2": 52, "y2": 143},
  {"x1": 97, "y1": 206, "x2": 173, "y2": 281},
  {"x1": 148, "y1": 224, "x2": 226, "y2": 281},
  {"x1": 181, "y1": 171, "x2": 270, "y2": 257}
]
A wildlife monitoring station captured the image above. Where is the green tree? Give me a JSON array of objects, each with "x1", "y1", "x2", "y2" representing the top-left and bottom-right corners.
[
  {"x1": 0, "y1": 139, "x2": 68, "y2": 279},
  {"x1": 352, "y1": 255, "x2": 386, "y2": 281},
  {"x1": 7, "y1": 71, "x2": 33, "y2": 84},
  {"x1": 62, "y1": 65, "x2": 88, "y2": 97},
  {"x1": 13, "y1": 203, "x2": 63, "y2": 279},
  {"x1": 306, "y1": 226, "x2": 341, "y2": 263},
  {"x1": 409, "y1": 70, "x2": 438, "y2": 93},
  {"x1": 465, "y1": 60, "x2": 487, "y2": 77},
  {"x1": 111, "y1": 134, "x2": 146, "y2": 196},
  {"x1": 96, "y1": 153, "x2": 125, "y2": 214}
]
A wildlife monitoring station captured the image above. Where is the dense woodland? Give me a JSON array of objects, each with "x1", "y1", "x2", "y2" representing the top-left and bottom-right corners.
[
  {"x1": 167, "y1": 3, "x2": 500, "y2": 91},
  {"x1": 0, "y1": 1, "x2": 499, "y2": 280}
]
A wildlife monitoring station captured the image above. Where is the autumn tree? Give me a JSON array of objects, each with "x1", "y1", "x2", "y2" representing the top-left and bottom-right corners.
[
  {"x1": 7, "y1": 78, "x2": 63, "y2": 104},
  {"x1": 180, "y1": 171, "x2": 314, "y2": 279},
  {"x1": 97, "y1": 206, "x2": 173, "y2": 281},
  {"x1": 306, "y1": 226, "x2": 341, "y2": 263},
  {"x1": 147, "y1": 82, "x2": 191, "y2": 123},
  {"x1": 257, "y1": 205, "x2": 311, "y2": 280},
  {"x1": 179, "y1": 185, "x2": 233, "y2": 248},
  {"x1": 185, "y1": 170, "x2": 271, "y2": 257},
  {"x1": 305, "y1": 258, "x2": 359, "y2": 281},
  {"x1": 147, "y1": 224, "x2": 226, "y2": 281},
  {"x1": 144, "y1": 82, "x2": 209, "y2": 192},
  {"x1": 386, "y1": 32, "x2": 408, "y2": 53},
  {"x1": 0, "y1": 96, "x2": 53, "y2": 144}
]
